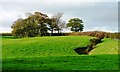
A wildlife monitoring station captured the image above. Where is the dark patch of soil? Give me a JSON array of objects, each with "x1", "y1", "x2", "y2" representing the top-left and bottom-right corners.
[
  {"x1": 74, "y1": 47, "x2": 88, "y2": 55},
  {"x1": 74, "y1": 38, "x2": 103, "y2": 55}
]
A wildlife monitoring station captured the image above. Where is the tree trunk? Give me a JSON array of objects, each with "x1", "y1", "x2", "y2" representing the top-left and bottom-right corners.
[
  {"x1": 58, "y1": 30, "x2": 59, "y2": 34},
  {"x1": 51, "y1": 28, "x2": 53, "y2": 36}
]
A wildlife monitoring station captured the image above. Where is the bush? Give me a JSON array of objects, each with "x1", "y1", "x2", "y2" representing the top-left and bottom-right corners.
[
  {"x1": 89, "y1": 38, "x2": 101, "y2": 45},
  {"x1": 87, "y1": 44, "x2": 95, "y2": 52},
  {"x1": 95, "y1": 32, "x2": 104, "y2": 39}
]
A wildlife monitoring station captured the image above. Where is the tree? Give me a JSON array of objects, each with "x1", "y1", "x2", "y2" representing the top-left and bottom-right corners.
[
  {"x1": 66, "y1": 18, "x2": 84, "y2": 32},
  {"x1": 33, "y1": 12, "x2": 50, "y2": 37},
  {"x1": 57, "y1": 20, "x2": 66, "y2": 33},
  {"x1": 11, "y1": 12, "x2": 50, "y2": 38},
  {"x1": 11, "y1": 18, "x2": 26, "y2": 38},
  {"x1": 49, "y1": 13, "x2": 65, "y2": 34},
  {"x1": 47, "y1": 18, "x2": 56, "y2": 35}
]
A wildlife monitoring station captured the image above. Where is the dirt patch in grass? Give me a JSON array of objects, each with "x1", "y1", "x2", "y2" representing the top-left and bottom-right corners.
[
  {"x1": 74, "y1": 47, "x2": 88, "y2": 54},
  {"x1": 74, "y1": 38, "x2": 103, "y2": 55}
]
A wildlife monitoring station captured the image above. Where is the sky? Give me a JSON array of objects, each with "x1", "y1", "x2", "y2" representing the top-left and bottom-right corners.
[{"x1": 0, "y1": 0, "x2": 119, "y2": 33}]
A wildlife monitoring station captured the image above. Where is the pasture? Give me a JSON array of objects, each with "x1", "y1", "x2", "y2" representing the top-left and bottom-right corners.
[{"x1": 1, "y1": 36, "x2": 118, "y2": 70}]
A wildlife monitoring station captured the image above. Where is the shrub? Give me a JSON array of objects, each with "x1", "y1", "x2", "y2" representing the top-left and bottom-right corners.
[
  {"x1": 89, "y1": 38, "x2": 101, "y2": 45},
  {"x1": 87, "y1": 44, "x2": 95, "y2": 52},
  {"x1": 95, "y1": 32, "x2": 104, "y2": 39}
]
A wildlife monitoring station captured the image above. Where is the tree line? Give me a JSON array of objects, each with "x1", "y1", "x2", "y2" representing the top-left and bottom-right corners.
[{"x1": 11, "y1": 12, "x2": 84, "y2": 38}]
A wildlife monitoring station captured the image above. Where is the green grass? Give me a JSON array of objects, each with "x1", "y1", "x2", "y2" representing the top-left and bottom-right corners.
[
  {"x1": 91, "y1": 38, "x2": 118, "y2": 55},
  {"x1": 2, "y1": 55, "x2": 118, "y2": 70},
  {"x1": 2, "y1": 36, "x2": 91, "y2": 58},
  {"x1": 1, "y1": 36, "x2": 119, "y2": 70}
]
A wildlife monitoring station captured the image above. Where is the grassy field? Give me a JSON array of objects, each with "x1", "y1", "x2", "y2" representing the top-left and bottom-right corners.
[
  {"x1": 2, "y1": 36, "x2": 91, "y2": 57},
  {"x1": 1, "y1": 36, "x2": 119, "y2": 70},
  {"x1": 91, "y1": 38, "x2": 118, "y2": 55}
]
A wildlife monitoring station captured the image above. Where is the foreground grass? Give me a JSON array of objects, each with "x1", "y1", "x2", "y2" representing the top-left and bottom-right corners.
[
  {"x1": 2, "y1": 54, "x2": 118, "y2": 70},
  {"x1": 2, "y1": 36, "x2": 119, "y2": 70}
]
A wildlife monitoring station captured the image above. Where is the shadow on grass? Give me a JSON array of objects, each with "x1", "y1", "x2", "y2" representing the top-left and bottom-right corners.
[
  {"x1": 2, "y1": 36, "x2": 17, "y2": 39},
  {"x1": 1, "y1": 70, "x2": 118, "y2": 72}
]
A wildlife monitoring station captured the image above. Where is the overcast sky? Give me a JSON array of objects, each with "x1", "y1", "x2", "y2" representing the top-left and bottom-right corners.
[{"x1": 0, "y1": 0, "x2": 119, "y2": 33}]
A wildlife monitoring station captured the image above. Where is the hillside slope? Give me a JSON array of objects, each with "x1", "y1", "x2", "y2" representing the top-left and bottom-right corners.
[
  {"x1": 2, "y1": 36, "x2": 118, "y2": 70},
  {"x1": 2, "y1": 36, "x2": 91, "y2": 58},
  {"x1": 90, "y1": 38, "x2": 118, "y2": 55}
]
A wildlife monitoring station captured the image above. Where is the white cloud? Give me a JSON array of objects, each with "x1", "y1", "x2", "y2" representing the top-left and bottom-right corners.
[
  {"x1": 92, "y1": 27, "x2": 108, "y2": 31},
  {"x1": 0, "y1": 10, "x2": 26, "y2": 26},
  {"x1": 84, "y1": 27, "x2": 118, "y2": 33},
  {"x1": 0, "y1": 27, "x2": 12, "y2": 33}
]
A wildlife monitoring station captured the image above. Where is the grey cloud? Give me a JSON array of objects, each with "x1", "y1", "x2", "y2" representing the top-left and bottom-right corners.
[{"x1": 0, "y1": 2, "x2": 118, "y2": 32}]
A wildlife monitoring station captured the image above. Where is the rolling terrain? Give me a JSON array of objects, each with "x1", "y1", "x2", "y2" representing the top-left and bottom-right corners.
[{"x1": 1, "y1": 36, "x2": 118, "y2": 70}]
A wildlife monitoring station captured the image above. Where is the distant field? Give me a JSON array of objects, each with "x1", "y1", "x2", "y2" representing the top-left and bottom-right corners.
[{"x1": 1, "y1": 36, "x2": 119, "y2": 70}]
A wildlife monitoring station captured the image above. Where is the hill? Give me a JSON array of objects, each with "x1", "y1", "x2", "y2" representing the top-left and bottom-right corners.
[
  {"x1": 1, "y1": 36, "x2": 118, "y2": 70},
  {"x1": 2, "y1": 36, "x2": 91, "y2": 58},
  {"x1": 91, "y1": 38, "x2": 118, "y2": 55}
]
